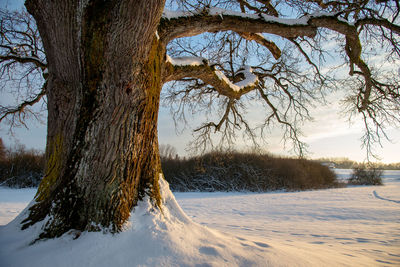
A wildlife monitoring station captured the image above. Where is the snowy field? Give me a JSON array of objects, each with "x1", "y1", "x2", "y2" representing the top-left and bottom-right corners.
[{"x1": 0, "y1": 169, "x2": 399, "y2": 266}]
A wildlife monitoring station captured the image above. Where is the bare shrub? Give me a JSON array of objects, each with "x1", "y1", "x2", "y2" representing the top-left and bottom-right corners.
[
  {"x1": 0, "y1": 144, "x2": 44, "y2": 188},
  {"x1": 162, "y1": 151, "x2": 338, "y2": 192},
  {"x1": 348, "y1": 166, "x2": 383, "y2": 186}
]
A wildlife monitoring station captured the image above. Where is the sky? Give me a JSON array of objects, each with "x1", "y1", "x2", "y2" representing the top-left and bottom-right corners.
[
  {"x1": 1, "y1": 0, "x2": 399, "y2": 163},
  {"x1": 157, "y1": 102, "x2": 400, "y2": 163},
  {"x1": 0, "y1": 0, "x2": 23, "y2": 10}
]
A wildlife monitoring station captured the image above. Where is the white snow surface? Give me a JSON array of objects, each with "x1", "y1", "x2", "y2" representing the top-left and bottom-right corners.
[
  {"x1": 235, "y1": 66, "x2": 258, "y2": 89},
  {"x1": 162, "y1": 7, "x2": 346, "y2": 26},
  {"x1": 166, "y1": 55, "x2": 207, "y2": 66},
  {"x1": 1, "y1": 170, "x2": 399, "y2": 266},
  {"x1": 162, "y1": 9, "x2": 194, "y2": 20},
  {"x1": 215, "y1": 65, "x2": 258, "y2": 92}
]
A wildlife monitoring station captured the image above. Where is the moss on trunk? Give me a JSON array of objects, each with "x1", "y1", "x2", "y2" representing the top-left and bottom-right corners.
[{"x1": 35, "y1": 134, "x2": 63, "y2": 202}]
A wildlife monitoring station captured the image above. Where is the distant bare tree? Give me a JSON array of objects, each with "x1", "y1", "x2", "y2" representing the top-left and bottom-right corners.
[
  {"x1": 0, "y1": 138, "x2": 6, "y2": 161},
  {"x1": 159, "y1": 144, "x2": 178, "y2": 159}
]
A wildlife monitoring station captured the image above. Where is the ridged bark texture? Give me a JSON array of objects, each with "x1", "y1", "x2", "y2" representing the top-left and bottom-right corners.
[{"x1": 22, "y1": 0, "x2": 166, "y2": 239}]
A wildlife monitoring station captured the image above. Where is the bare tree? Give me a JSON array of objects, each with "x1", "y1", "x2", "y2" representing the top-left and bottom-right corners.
[
  {"x1": 0, "y1": 137, "x2": 6, "y2": 161},
  {"x1": 159, "y1": 144, "x2": 178, "y2": 159},
  {"x1": 0, "y1": 0, "x2": 398, "y2": 240},
  {"x1": 0, "y1": 8, "x2": 47, "y2": 128}
]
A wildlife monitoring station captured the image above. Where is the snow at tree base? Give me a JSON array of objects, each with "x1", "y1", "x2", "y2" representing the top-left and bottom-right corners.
[{"x1": 1, "y1": 170, "x2": 399, "y2": 267}]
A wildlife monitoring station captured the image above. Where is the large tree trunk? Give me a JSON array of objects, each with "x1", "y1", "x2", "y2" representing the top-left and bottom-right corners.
[{"x1": 22, "y1": 0, "x2": 166, "y2": 239}]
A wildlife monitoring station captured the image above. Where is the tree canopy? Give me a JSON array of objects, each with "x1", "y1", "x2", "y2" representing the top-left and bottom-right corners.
[
  {"x1": 161, "y1": 0, "x2": 400, "y2": 156},
  {"x1": 1, "y1": 0, "x2": 399, "y2": 156}
]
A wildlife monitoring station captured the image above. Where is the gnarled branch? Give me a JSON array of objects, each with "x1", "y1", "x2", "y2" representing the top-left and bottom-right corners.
[
  {"x1": 0, "y1": 54, "x2": 46, "y2": 69},
  {"x1": 0, "y1": 80, "x2": 47, "y2": 124},
  {"x1": 163, "y1": 56, "x2": 258, "y2": 99},
  {"x1": 236, "y1": 32, "x2": 281, "y2": 59},
  {"x1": 158, "y1": 8, "x2": 318, "y2": 44}
]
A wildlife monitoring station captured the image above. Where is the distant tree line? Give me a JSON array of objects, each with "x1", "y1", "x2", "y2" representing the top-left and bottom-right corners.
[
  {"x1": 315, "y1": 157, "x2": 400, "y2": 170},
  {"x1": 0, "y1": 139, "x2": 391, "y2": 189}
]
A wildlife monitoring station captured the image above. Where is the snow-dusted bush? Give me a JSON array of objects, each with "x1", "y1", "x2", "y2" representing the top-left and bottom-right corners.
[
  {"x1": 348, "y1": 166, "x2": 383, "y2": 186},
  {"x1": 0, "y1": 145, "x2": 44, "y2": 188},
  {"x1": 162, "y1": 151, "x2": 338, "y2": 192}
]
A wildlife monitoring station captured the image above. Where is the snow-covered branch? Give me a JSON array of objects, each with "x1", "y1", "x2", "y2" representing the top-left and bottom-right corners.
[
  {"x1": 215, "y1": 65, "x2": 258, "y2": 92},
  {"x1": 158, "y1": 7, "x2": 318, "y2": 44},
  {"x1": 164, "y1": 56, "x2": 258, "y2": 99},
  {"x1": 159, "y1": 7, "x2": 399, "y2": 44},
  {"x1": 165, "y1": 55, "x2": 207, "y2": 66}
]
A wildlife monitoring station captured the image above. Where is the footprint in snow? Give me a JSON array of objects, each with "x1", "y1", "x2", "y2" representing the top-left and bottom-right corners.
[
  {"x1": 342, "y1": 253, "x2": 356, "y2": 257},
  {"x1": 199, "y1": 246, "x2": 220, "y2": 256},
  {"x1": 376, "y1": 259, "x2": 395, "y2": 265},
  {"x1": 355, "y1": 238, "x2": 371, "y2": 243},
  {"x1": 309, "y1": 241, "x2": 325, "y2": 245},
  {"x1": 253, "y1": 241, "x2": 270, "y2": 248},
  {"x1": 373, "y1": 190, "x2": 400, "y2": 204},
  {"x1": 310, "y1": 234, "x2": 329, "y2": 238}
]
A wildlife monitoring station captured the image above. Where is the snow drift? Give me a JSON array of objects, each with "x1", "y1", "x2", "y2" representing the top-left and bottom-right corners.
[
  {"x1": 1, "y1": 172, "x2": 399, "y2": 266},
  {"x1": 0, "y1": 176, "x2": 295, "y2": 267}
]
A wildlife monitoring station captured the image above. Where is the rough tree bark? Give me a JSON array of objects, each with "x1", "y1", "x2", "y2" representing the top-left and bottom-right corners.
[{"x1": 22, "y1": 0, "x2": 166, "y2": 238}]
